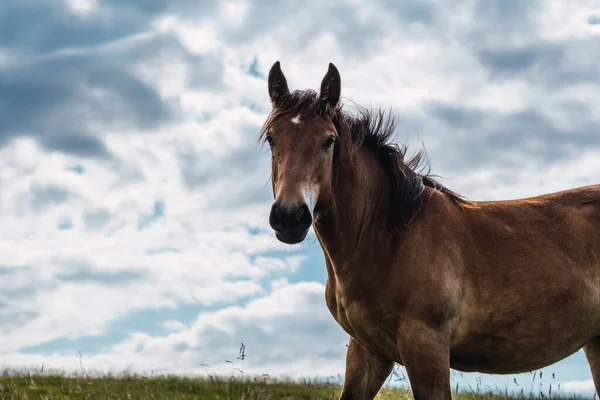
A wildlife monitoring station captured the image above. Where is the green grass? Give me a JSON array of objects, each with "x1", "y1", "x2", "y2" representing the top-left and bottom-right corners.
[
  {"x1": 3, "y1": 371, "x2": 340, "y2": 400},
  {"x1": 0, "y1": 347, "x2": 590, "y2": 400},
  {"x1": 0, "y1": 370, "x2": 593, "y2": 400}
]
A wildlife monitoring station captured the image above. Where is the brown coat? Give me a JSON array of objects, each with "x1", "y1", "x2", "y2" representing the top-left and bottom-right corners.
[{"x1": 261, "y1": 61, "x2": 600, "y2": 400}]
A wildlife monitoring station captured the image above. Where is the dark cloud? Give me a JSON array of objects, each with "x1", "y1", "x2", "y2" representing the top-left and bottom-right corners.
[
  {"x1": 477, "y1": 43, "x2": 563, "y2": 76},
  {"x1": 473, "y1": 0, "x2": 539, "y2": 25},
  {"x1": 468, "y1": 0, "x2": 542, "y2": 42},
  {"x1": 102, "y1": 0, "x2": 219, "y2": 21},
  {"x1": 27, "y1": 183, "x2": 72, "y2": 212},
  {"x1": 0, "y1": 1, "x2": 135, "y2": 53},
  {"x1": 0, "y1": 47, "x2": 173, "y2": 149},
  {"x1": 55, "y1": 269, "x2": 146, "y2": 285},
  {"x1": 475, "y1": 38, "x2": 600, "y2": 88},
  {"x1": 83, "y1": 208, "x2": 112, "y2": 230},
  {"x1": 412, "y1": 101, "x2": 600, "y2": 177},
  {"x1": 382, "y1": 0, "x2": 437, "y2": 24},
  {"x1": 0, "y1": 2, "x2": 224, "y2": 157},
  {"x1": 0, "y1": 1, "x2": 218, "y2": 54},
  {"x1": 40, "y1": 134, "x2": 110, "y2": 158},
  {"x1": 456, "y1": 0, "x2": 599, "y2": 93}
]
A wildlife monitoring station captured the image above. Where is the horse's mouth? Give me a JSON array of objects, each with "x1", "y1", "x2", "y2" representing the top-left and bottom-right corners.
[{"x1": 275, "y1": 227, "x2": 309, "y2": 244}]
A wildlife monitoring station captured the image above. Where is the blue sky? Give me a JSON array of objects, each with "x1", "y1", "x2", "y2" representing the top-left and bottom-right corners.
[{"x1": 1, "y1": 0, "x2": 600, "y2": 396}]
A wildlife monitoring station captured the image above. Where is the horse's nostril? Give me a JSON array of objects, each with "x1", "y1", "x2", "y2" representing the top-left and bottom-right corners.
[
  {"x1": 296, "y1": 204, "x2": 312, "y2": 227},
  {"x1": 295, "y1": 205, "x2": 305, "y2": 221},
  {"x1": 269, "y1": 202, "x2": 284, "y2": 232}
]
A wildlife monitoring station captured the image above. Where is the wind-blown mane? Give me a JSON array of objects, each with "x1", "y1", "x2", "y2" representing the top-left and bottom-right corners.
[{"x1": 260, "y1": 89, "x2": 471, "y2": 230}]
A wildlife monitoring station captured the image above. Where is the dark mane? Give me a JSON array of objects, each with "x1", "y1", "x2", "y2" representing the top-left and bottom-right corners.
[{"x1": 260, "y1": 89, "x2": 471, "y2": 230}]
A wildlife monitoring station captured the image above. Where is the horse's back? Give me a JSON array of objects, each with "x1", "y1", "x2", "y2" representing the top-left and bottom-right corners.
[
  {"x1": 436, "y1": 184, "x2": 600, "y2": 374},
  {"x1": 461, "y1": 184, "x2": 600, "y2": 270}
]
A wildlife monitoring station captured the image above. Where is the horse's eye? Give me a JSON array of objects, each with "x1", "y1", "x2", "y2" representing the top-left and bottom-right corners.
[
  {"x1": 323, "y1": 135, "x2": 335, "y2": 150},
  {"x1": 266, "y1": 136, "x2": 274, "y2": 147}
]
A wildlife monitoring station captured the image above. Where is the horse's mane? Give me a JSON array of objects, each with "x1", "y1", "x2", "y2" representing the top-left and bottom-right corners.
[{"x1": 260, "y1": 89, "x2": 471, "y2": 230}]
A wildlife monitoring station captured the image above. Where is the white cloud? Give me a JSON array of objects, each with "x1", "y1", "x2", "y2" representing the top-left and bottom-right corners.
[
  {"x1": 162, "y1": 320, "x2": 187, "y2": 332},
  {"x1": 560, "y1": 379, "x2": 595, "y2": 394},
  {"x1": 1, "y1": 281, "x2": 348, "y2": 379},
  {"x1": 537, "y1": 0, "x2": 600, "y2": 40},
  {"x1": 65, "y1": 0, "x2": 98, "y2": 15},
  {"x1": 1, "y1": 0, "x2": 599, "y2": 394},
  {"x1": 0, "y1": 107, "x2": 296, "y2": 353}
]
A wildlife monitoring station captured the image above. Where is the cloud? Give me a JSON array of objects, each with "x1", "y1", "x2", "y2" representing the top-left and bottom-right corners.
[
  {"x1": 0, "y1": 0, "x2": 224, "y2": 157},
  {"x1": 422, "y1": 102, "x2": 600, "y2": 169},
  {"x1": 475, "y1": 38, "x2": 600, "y2": 88},
  {"x1": 82, "y1": 208, "x2": 112, "y2": 231},
  {"x1": 476, "y1": 43, "x2": 563, "y2": 75},
  {"x1": 1, "y1": 281, "x2": 349, "y2": 379},
  {"x1": 560, "y1": 379, "x2": 595, "y2": 395},
  {"x1": 108, "y1": 281, "x2": 348, "y2": 376},
  {"x1": 0, "y1": 129, "x2": 293, "y2": 354},
  {"x1": 1, "y1": 0, "x2": 600, "y2": 393},
  {"x1": 26, "y1": 183, "x2": 73, "y2": 212}
]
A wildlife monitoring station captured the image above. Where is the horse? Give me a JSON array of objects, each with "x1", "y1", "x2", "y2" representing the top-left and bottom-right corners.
[{"x1": 258, "y1": 60, "x2": 600, "y2": 400}]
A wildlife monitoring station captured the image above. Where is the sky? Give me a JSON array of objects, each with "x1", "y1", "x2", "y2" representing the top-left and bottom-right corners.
[{"x1": 1, "y1": 0, "x2": 600, "y2": 396}]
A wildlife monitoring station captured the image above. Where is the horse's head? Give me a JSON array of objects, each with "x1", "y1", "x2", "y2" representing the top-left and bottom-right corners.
[{"x1": 261, "y1": 61, "x2": 342, "y2": 244}]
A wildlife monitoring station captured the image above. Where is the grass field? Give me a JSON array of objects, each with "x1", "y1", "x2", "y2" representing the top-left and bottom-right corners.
[{"x1": 0, "y1": 370, "x2": 592, "y2": 400}]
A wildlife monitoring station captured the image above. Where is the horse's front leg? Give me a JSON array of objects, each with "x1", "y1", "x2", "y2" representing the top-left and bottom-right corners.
[
  {"x1": 397, "y1": 320, "x2": 452, "y2": 400},
  {"x1": 339, "y1": 337, "x2": 394, "y2": 400}
]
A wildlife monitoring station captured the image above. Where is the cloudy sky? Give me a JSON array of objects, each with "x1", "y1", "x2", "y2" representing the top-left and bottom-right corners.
[{"x1": 1, "y1": 0, "x2": 600, "y2": 396}]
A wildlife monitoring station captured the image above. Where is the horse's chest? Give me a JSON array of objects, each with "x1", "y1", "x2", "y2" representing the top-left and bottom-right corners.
[
  {"x1": 335, "y1": 296, "x2": 366, "y2": 335},
  {"x1": 325, "y1": 283, "x2": 394, "y2": 352}
]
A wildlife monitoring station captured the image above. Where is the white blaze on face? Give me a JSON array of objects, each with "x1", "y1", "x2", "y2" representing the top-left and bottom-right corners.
[
  {"x1": 302, "y1": 184, "x2": 319, "y2": 217},
  {"x1": 291, "y1": 114, "x2": 302, "y2": 124}
]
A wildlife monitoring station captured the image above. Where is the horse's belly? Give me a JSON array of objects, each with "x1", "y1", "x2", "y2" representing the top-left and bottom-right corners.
[
  {"x1": 449, "y1": 335, "x2": 586, "y2": 374},
  {"x1": 449, "y1": 267, "x2": 600, "y2": 374},
  {"x1": 450, "y1": 301, "x2": 600, "y2": 373}
]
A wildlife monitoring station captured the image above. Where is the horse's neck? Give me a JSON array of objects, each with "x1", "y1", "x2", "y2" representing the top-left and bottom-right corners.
[{"x1": 313, "y1": 147, "x2": 393, "y2": 272}]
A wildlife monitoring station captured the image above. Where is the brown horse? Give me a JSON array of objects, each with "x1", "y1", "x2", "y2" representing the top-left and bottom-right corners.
[{"x1": 259, "y1": 61, "x2": 600, "y2": 400}]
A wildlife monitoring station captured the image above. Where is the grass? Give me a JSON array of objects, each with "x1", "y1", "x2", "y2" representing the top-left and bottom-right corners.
[
  {"x1": 1, "y1": 346, "x2": 593, "y2": 399},
  {"x1": 0, "y1": 370, "x2": 593, "y2": 400},
  {"x1": 0, "y1": 371, "x2": 341, "y2": 400}
]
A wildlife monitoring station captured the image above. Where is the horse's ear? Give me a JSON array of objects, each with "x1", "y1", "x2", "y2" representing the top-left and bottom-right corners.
[
  {"x1": 318, "y1": 63, "x2": 341, "y2": 117},
  {"x1": 268, "y1": 61, "x2": 290, "y2": 108}
]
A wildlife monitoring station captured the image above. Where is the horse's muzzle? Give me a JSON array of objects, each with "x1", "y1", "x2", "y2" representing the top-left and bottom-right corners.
[{"x1": 269, "y1": 201, "x2": 312, "y2": 244}]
